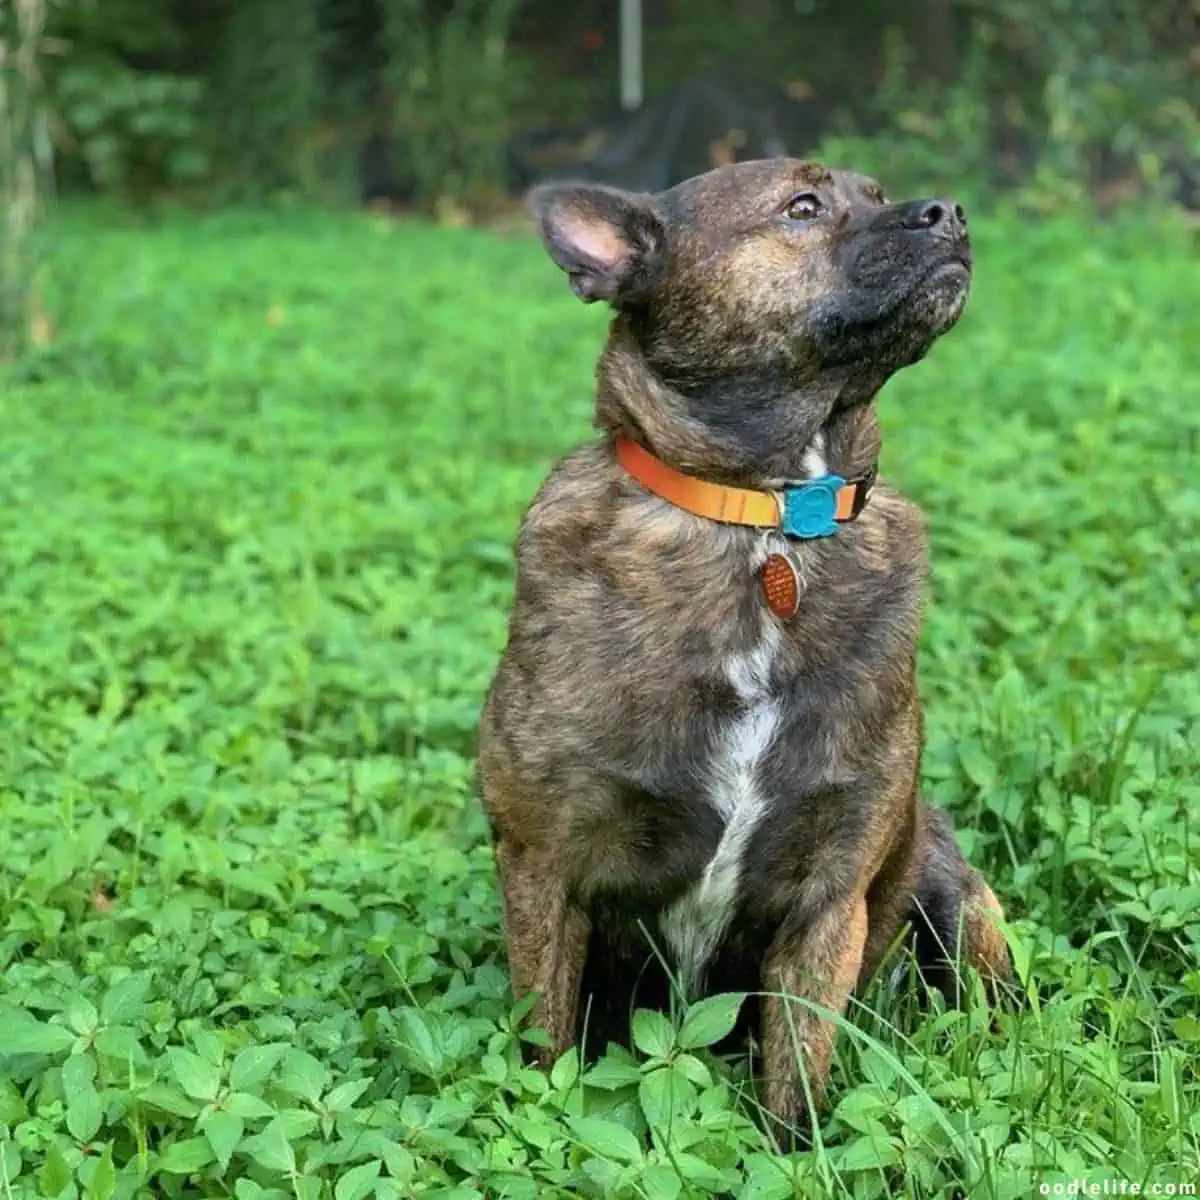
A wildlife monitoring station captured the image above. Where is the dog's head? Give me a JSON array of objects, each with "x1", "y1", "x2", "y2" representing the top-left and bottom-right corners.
[{"x1": 529, "y1": 159, "x2": 971, "y2": 477}]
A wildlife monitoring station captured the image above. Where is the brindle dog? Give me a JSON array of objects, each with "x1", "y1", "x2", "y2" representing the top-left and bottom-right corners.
[{"x1": 477, "y1": 159, "x2": 1010, "y2": 1138}]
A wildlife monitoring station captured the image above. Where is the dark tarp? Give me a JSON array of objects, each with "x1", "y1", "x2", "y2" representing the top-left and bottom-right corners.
[
  {"x1": 360, "y1": 72, "x2": 830, "y2": 204},
  {"x1": 506, "y1": 72, "x2": 829, "y2": 193}
]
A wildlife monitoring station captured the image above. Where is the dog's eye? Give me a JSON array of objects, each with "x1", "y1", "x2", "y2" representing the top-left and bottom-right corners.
[{"x1": 783, "y1": 192, "x2": 823, "y2": 221}]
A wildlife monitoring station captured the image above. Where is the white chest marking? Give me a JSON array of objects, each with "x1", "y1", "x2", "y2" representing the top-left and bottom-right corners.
[{"x1": 660, "y1": 611, "x2": 783, "y2": 1000}]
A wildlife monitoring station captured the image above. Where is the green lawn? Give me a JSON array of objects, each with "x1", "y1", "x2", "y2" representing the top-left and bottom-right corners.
[{"x1": 1, "y1": 203, "x2": 1198, "y2": 1199}]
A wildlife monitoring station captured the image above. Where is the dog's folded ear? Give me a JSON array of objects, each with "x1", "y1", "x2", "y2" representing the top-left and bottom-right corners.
[{"x1": 527, "y1": 182, "x2": 666, "y2": 305}]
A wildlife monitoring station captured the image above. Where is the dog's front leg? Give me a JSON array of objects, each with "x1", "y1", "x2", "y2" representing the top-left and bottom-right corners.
[
  {"x1": 494, "y1": 840, "x2": 591, "y2": 1066},
  {"x1": 760, "y1": 893, "x2": 869, "y2": 1140}
]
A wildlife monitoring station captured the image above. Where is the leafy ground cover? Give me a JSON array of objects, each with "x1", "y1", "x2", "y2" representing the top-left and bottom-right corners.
[{"x1": 1, "y1": 201, "x2": 1198, "y2": 1199}]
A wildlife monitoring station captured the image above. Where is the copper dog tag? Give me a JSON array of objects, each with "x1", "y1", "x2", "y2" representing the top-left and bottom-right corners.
[{"x1": 761, "y1": 553, "x2": 800, "y2": 619}]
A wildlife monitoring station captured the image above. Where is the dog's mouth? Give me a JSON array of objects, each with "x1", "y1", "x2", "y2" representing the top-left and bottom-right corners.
[
  {"x1": 910, "y1": 249, "x2": 972, "y2": 313},
  {"x1": 806, "y1": 241, "x2": 973, "y2": 363},
  {"x1": 917, "y1": 252, "x2": 972, "y2": 332},
  {"x1": 921, "y1": 244, "x2": 972, "y2": 281}
]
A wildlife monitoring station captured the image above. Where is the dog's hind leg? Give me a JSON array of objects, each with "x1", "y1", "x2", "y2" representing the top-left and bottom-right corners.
[
  {"x1": 493, "y1": 839, "x2": 591, "y2": 1065},
  {"x1": 907, "y1": 802, "x2": 1011, "y2": 1002}
]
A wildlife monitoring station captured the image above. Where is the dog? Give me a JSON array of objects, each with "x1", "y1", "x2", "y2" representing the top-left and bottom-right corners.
[{"x1": 477, "y1": 158, "x2": 1011, "y2": 1140}]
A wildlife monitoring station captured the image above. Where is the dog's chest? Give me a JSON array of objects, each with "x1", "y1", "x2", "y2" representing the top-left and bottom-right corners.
[{"x1": 658, "y1": 610, "x2": 784, "y2": 999}]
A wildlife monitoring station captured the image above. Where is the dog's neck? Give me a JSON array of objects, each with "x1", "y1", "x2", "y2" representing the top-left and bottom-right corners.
[{"x1": 594, "y1": 323, "x2": 883, "y2": 489}]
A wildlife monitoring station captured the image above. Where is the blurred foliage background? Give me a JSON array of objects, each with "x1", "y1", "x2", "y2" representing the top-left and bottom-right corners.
[
  {"x1": 3, "y1": 0, "x2": 1197, "y2": 209},
  {"x1": 1, "y1": 0, "x2": 1197, "y2": 349}
]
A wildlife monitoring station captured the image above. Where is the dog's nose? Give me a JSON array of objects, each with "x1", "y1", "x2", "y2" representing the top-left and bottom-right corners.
[{"x1": 900, "y1": 198, "x2": 967, "y2": 237}]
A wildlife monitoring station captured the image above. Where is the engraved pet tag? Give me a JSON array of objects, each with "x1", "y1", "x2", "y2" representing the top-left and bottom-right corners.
[{"x1": 761, "y1": 552, "x2": 800, "y2": 619}]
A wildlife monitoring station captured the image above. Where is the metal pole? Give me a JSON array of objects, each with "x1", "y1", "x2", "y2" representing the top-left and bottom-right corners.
[{"x1": 619, "y1": 0, "x2": 643, "y2": 111}]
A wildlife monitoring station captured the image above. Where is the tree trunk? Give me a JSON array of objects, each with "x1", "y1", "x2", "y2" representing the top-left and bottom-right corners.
[{"x1": 0, "y1": 0, "x2": 51, "y2": 361}]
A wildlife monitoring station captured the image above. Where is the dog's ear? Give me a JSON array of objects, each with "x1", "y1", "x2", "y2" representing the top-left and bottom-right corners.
[{"x1": 527, "y1": 182, "x2": 667, "y2": 305}]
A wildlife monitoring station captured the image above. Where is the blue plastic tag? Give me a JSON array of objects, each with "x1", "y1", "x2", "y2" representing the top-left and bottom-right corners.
[{"x1": 780, "y1": 474, "x2": 847, "y2": 539}]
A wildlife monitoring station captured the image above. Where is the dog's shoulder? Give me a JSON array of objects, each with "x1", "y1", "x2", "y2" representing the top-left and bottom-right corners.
[
  {"x1": 845, "y1": 479, "x2": 929, "y2": 582},
  {"x1": 513, "y1": 441, "x2": 637, "y2": 582},
  {"x1": 520, "y1": 442, "x2": 615, "y2": 537}
]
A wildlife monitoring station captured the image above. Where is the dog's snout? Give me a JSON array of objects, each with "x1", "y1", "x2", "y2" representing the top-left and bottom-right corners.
[{"x1": 899, "y1": 198, "x2": 967, "y2": 238}]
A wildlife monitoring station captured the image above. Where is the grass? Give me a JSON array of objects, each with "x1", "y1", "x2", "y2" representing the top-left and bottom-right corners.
[{"x1": 0, "y1": 199, "x2": 1198, "y2": 1199}]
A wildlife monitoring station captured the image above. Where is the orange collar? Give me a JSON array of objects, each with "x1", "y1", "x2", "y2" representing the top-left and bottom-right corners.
[{"x1": 614, "y1": 438, "x2": 874, "y2": 540}]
